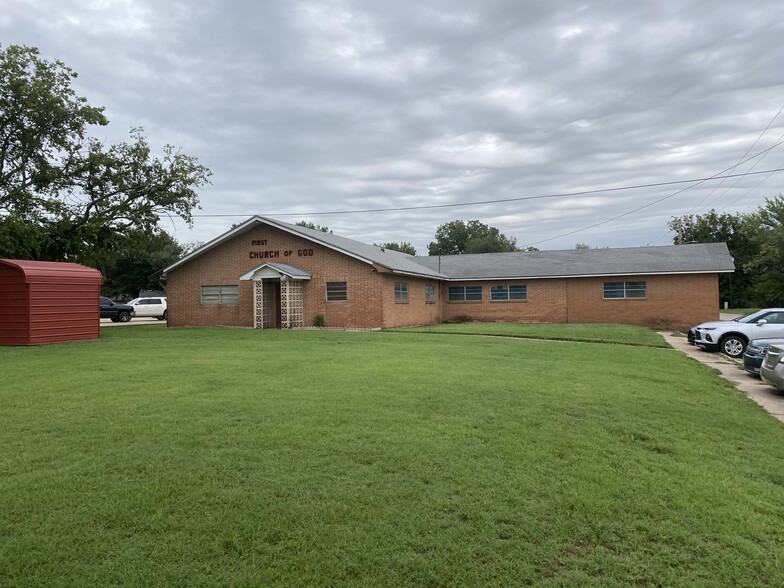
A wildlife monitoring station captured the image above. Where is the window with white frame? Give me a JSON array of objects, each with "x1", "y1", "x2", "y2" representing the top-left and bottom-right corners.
[
  {"x1": 448, "y1": 285, "x2": 483, "y2": 302},
  {"x1": 201, "y1": 285, "x2": 239, "y2": 305},
  {"x1": 425, "y1": 285, "x2": 435, "y2": 303},
  {"x1": 326, "y1": 281, "x2": 347, "y2": 302},
  {"x1": 490, "y1": 284, "x2": 527, "y2": 301},
  {"x1": 603, "y1": 281, "x2": 647, "y2": 299},
  {"x1": 395, "y1": 281, "x2": 409, "y2": 303}
]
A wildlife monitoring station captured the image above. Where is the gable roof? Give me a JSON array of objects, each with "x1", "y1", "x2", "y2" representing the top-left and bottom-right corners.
[
  {"x1": 412, "y1": 242, "x2": 735, "y2": 280},
  {"x1": 162, "y1": 217, "x2": 734, "y2": 282},
  {"x1": 239, "y1": 262, "x2": 312, "y2": 281},
  {"x1": 162, "y1": 216, "x2": 446, "y2": 279}
]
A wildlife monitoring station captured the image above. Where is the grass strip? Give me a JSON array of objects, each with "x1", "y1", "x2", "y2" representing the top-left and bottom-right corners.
[{"x1": 394, "y1": 322, "x2": 669, "y2": 347}]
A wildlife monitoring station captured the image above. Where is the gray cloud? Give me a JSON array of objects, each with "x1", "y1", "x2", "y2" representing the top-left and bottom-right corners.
[{"x1": 4, "y1": 0, "x2": 784, "y2": 253}]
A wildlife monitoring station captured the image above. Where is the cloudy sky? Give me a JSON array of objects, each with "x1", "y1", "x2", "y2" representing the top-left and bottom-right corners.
[{"x1": 4, "y1": 0, "x2": 784, "y2": 253}]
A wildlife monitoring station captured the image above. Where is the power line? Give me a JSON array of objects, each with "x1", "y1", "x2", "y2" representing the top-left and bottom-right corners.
[
  {"x1": 717, "y1": 153, "x2": 784, "y2": 213},
  {"x1": 192, "y1": 167, "x2": 784, "y2": 218},
  {"x1": 687, "y1": 104, "x2": 784, "y2": 215},
  {"x1": 521, "y1": 172, "x2": 717, "y2": 248},
  {"x1": 524, "y1": 140, "x2": 784, "y2": 248}
]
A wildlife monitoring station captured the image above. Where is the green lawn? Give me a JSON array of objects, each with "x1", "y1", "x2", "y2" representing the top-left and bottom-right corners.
[
  {"x1": 2, "y1": 327, "x2": 784, "y2": 587},
  {"x1": 396, "y1": 322, "x2": 669, "y2": 347}
]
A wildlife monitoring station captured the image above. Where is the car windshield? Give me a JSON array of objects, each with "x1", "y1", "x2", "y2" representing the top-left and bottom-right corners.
[{"x1": 736, "y1": 310, "x2": 769, "y2": 323}]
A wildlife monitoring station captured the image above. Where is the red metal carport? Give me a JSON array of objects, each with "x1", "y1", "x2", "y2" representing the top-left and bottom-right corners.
[{"x1": 0, "y1": 259, "x2": 103, "y2": 346}]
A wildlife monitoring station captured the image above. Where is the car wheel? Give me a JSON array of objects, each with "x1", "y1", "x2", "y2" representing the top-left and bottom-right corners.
[
  {"x1": 118, "y1": 311, "x2": 131, "y2": 323},
  {"x1": 720, "y1": 335, "x2": 746, "y2": 358},
  {"x1": 163, "y1": 309, "x2": 168, "y2": 321},
  {"x1": 110, "y1": 318, "x2": 119, "y2": 323}
]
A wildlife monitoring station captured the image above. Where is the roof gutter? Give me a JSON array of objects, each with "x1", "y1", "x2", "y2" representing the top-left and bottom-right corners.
[{"x1": 438, "y1": 269, "x2": 735, "y2": 281}]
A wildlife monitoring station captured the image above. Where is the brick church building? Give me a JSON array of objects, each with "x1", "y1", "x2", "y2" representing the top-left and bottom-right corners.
[{"x1": 161, "y1": 216, "x2": 734, "y2": 330}]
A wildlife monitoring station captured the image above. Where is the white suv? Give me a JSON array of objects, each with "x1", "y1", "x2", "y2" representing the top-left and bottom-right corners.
[
  {"x1": 688, "y1": 309, "x2": 784, "y2": 358},
  {"x1": 127, "y1": 297, "x2": 168, "y2": 320}
]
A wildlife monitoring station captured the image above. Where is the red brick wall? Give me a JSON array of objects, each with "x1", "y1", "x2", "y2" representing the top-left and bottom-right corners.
[
  {"x1": 380, "y1": 275, "x2": 441, "y2": 328},
  {"x1": 167, "y1": 226, "x2": 384, "y2": 328},
  {"x1": 440, "y1": 274, "x2": 720, "y2": 328},
  {"x1": 166, "y1": 224, "x2": 722, "y2": 329},
  {"x1": 565, "y1": 274, "x2": 720, "y2": 328},
  {"x1": 441, "y1": 280, "x2": 569, "y2": 323}
]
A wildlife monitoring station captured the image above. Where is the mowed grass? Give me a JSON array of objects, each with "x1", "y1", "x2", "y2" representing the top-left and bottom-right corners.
[
  {"x1": 2, "y1": 327, "x2": 784, "y2": 587},
  {"x1": 398, "y1": 321, "x2": 669, "y2": 347}
]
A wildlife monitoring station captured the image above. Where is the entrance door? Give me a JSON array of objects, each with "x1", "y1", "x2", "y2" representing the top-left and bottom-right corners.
[
  {"x1": 253, "y1": 277, "x2": 304, "y2": 329},
  {"x1": 261, "y1": 281, "x2": 281, "y2": 328}
]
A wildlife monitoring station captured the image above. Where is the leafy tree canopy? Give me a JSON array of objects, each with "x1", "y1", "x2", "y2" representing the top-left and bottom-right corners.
[
  {"x1": 296, "y1": 221, "x2": 332, "y2": 233},
  {"x1": 0, "y1": 45, "x2": 108, "y2": 214},
  {"x1": 98, "y1": 229, "x2": 184, "y2": 301},
  {"x1": 376, "y1": 242, "x2": 417, "y2": 255},
  {"x1": 667, "y1": 204, "x2": 782, "y2": 307},
  {"x1": 0, "y1": 44, "x2": 211, "y2": 289},
  {"x1": 744, "y1": 196, "x2": 784, "y2": 306},
  {"x1": 428, "y1": 220, "x2": 519, "y2": 256},
  {"x1": 667, "y1": 210, "x2": 753, "y2": 250}
]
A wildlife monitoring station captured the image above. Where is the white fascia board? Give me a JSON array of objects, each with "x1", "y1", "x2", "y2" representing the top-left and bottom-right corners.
[
  {"x1": 261, "y1": 219, "x2": 446, "y2": 279},
  {"x1": 162, "y1": 215, "x2": 378, "y2": 276},
  {"x1": 388, "y1": 269, "x2": 447, "y2": 280},
  {"x1": 162, "y1": 216, "x2": 447, "y2": 280},
  {"x1": 162, "y1": 216, "x2": 262, "y2": 275},
  {"x1": 239, "y1": 263, "x2": 312, "y2": 281}
]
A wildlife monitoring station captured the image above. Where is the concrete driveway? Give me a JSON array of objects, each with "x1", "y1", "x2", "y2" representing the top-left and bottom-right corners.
[
  {"x1": 100, "y1": 317, "x2": 165, "y2": 327},
  {"x1": 660, "y1": 331, "x2": 784, "y2": 422}
]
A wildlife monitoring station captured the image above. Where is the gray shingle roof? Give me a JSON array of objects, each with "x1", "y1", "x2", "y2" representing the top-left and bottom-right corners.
[
  {"x1": 263, "y1": 218, "x2": 446, "y2": 278},
  {"x1": 163, "y1": 216, "x2": 446, "y2": 279},
  {"x1": 163, "y1": 217, "x2": 734, "y2": 281},
  {"x1": 239, "y1": 262, "x2": 312, "y2": 280},
  {"x1": 411, "y1": 242, "x2": 735, "y2": 280},
  {"x1": 265, "y1": 263, "x2": 312, "y2": 279}
]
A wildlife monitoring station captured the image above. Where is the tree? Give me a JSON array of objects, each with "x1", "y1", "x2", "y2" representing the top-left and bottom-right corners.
[
  {"x1": 745, "y1": 196, "x2": 784, "y2": 306},
  {"x1": 0, "y1": 214, "x2": 50, "y2": 259},
  {"x1": 0, "y1": 45, "x2": 108, "y2": 214},
  {"x1": 296, "y1": 221, "x2": 331, "y2": 233},
  {"x1": 668, "y1": 209, "x2": 759, "y2": 307},
  {"x1": 0, "y1": 44, "x2": 211, "y2": 266},
  {"x1": 575, "y1": 243, "x2": 590, "y2": 250},
  {"x1": 427, "y1": 220, "x2": 519, "y2": 256},
  {"x1": 376, "y1": 242, "x2": 416, "y2": 255},
  {"x1": 98, "y1": 229, "x2": 185, "y2": 300},
  {"x1": 181, "y1": 240, "x2": 205, "y2": 255}
]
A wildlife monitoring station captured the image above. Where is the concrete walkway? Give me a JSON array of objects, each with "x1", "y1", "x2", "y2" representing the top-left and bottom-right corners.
[
  {"x1": 100, "y1": 317, "x2": 166, "y2": 327},
  {"x1": 659, "y1": 331, "x2": 784, "y2": 422}
]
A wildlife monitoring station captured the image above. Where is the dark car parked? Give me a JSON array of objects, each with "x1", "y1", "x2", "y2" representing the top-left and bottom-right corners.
[
  {"x1": 100, "y1": 297, "x2": 136, "y2": 322},
  {"x1": 743, "y1": 338, "x2": 784, "y2": 376}
]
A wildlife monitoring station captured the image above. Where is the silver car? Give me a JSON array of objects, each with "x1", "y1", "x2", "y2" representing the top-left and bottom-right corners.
[
  {"x1": 688, "y1": 309, "x2": 784, "y2": 358},
  {"x1": 760, "y1": 344, "x2": 784, "y2": 391}
]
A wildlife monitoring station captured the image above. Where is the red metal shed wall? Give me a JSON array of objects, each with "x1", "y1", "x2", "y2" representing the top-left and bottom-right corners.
[
  {"x1": 0, "y1": 265, "x2": 31, "y2": 345},
  {"x1": 0, "y1": 260, "x2": 102, "y2": 346},
  {"x1": 28, "y1": 281, "x2": 100, "y2": 344}
]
